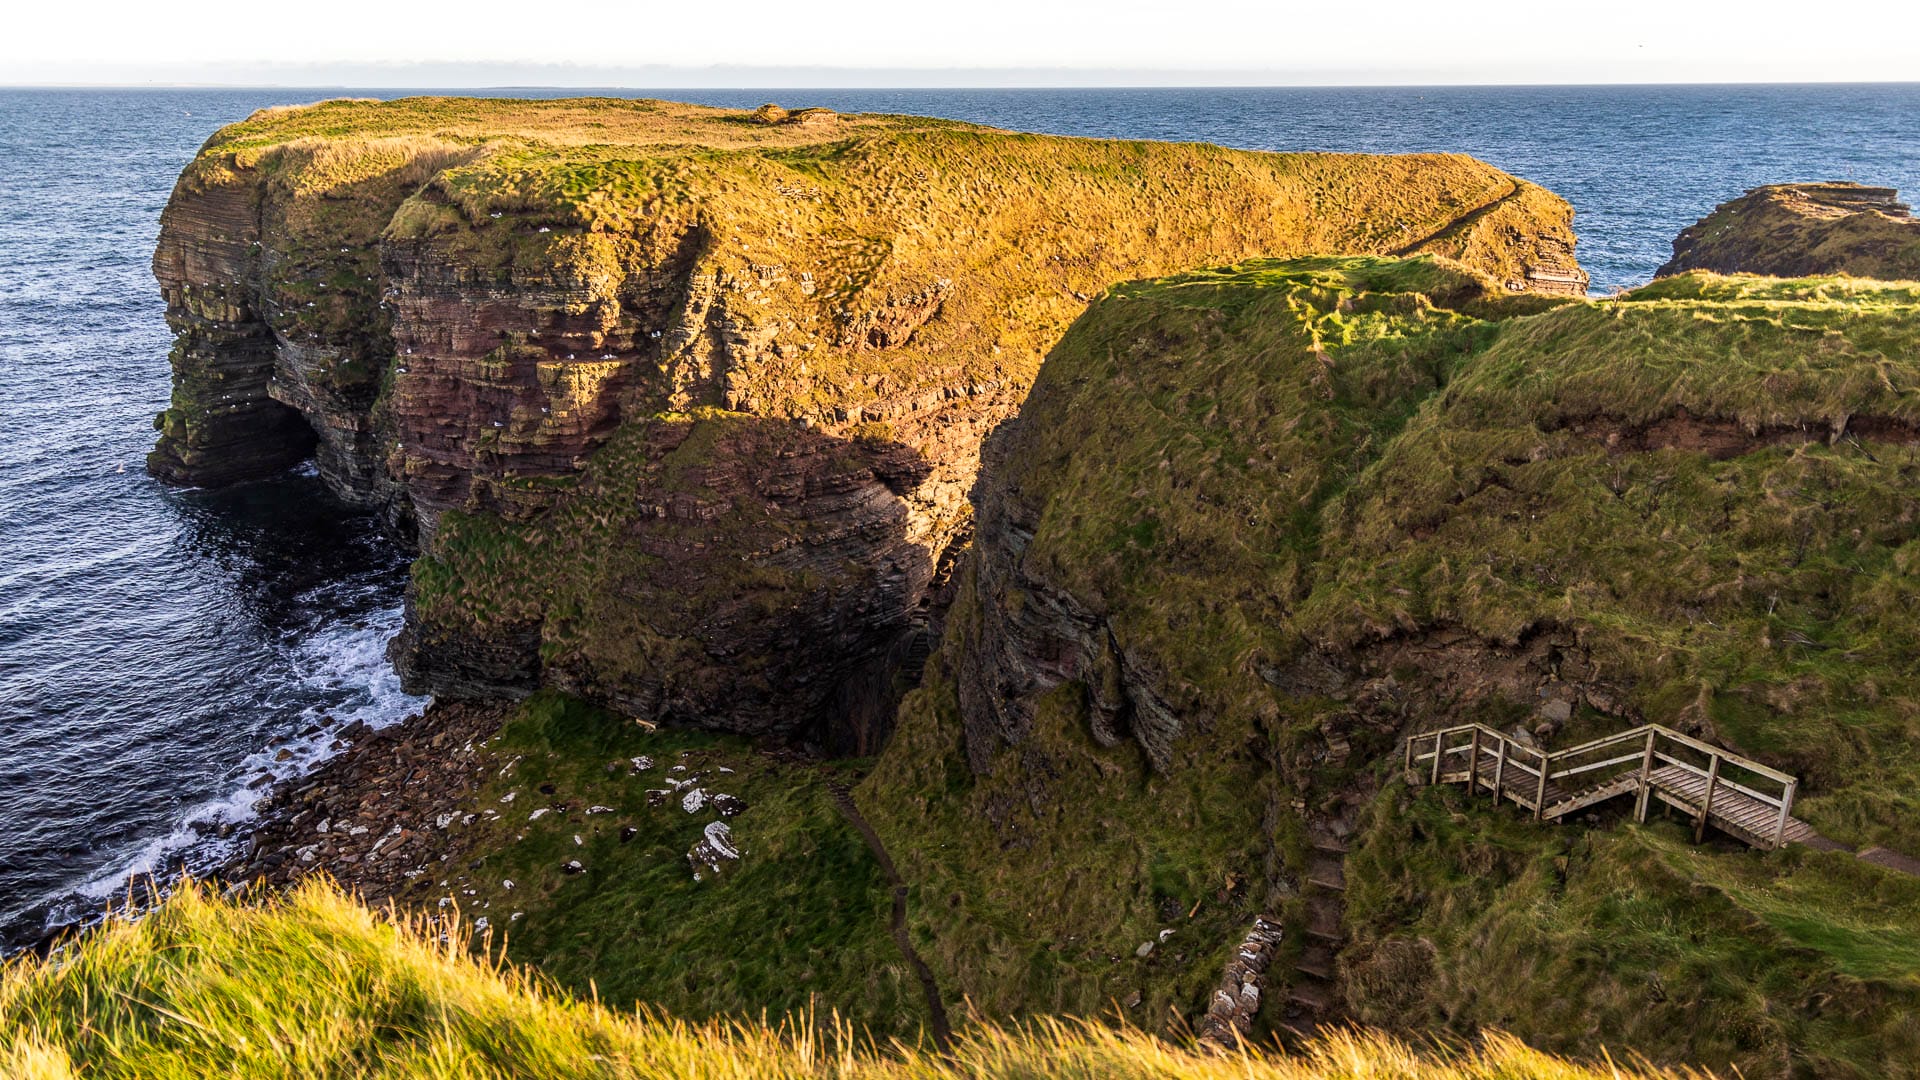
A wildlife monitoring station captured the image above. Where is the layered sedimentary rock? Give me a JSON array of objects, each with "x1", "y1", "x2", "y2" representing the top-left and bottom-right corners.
[
  {"x1": 1658, "y1": 182, "x2": 1920, "y2": 280},
  {"x1": 152, "y1": 97, "x2": 1587, "y2": 741},
  {"x1": 862, "y1": 258, "x2": 1920, "y2": 1072},
  {"x1": 151, "y1": 130, "x2": 477, "y2": 509}
]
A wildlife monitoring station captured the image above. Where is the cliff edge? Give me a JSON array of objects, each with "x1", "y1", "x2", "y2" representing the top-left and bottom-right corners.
[
  {"x1": 1658, "y1": 182, "x2": 1920, "y2": 280},
  {"x1": 149, "y1": 96, "x2": 1587, "y2": 744},
  {"x1": 861, "y1": 259, "x2": 1920, "y2": 1076}
]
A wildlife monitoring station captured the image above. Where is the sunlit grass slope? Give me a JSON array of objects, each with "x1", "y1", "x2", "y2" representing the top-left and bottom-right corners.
[{"x1": 0, "y1": 881, "x2": 1698, "y2": 1080}]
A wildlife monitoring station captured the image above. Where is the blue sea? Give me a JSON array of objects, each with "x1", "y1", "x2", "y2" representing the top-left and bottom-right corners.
[{"x1": 0, "y1": 84, "x2": 1914, "y2": 948}]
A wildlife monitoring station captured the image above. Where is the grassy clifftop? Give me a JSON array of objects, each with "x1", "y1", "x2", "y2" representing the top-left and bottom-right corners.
[
  {"x1": 863, "y1": 258, "x2": 1920, "y2": 1077},
  {"x1": 0, "y1": 881, "x2": 1695, "y2": 1079}
]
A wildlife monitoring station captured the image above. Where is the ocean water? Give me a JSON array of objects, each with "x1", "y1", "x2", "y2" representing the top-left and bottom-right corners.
[{"x1": 0, "y1": 84, "x2": 1913, "y2": 948}]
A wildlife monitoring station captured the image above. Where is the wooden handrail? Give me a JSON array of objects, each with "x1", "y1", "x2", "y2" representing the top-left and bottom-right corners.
[
  {"x1": 1404, "y1": 717, "x2": 1805, "y2": 850},
  {"x1": 1407, "y1": 722, "x2": 1794, "y2": 792}
]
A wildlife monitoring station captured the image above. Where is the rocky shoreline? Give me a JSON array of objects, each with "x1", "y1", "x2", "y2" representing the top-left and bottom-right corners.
[{"x1": 224, "y1": 699, "x2": 515, "y2": 908}]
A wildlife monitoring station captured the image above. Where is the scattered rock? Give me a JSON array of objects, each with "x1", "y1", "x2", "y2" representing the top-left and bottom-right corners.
[{"x1": 688, "y1": 820, "x2": 741, "y2": 878}]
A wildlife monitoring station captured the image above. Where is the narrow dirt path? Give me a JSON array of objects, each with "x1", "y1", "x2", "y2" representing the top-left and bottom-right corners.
[
  {"x1": 828, "y1": 779, "x2": 954, "y2": 1051},
  {"x1": 1390, "y1": 180, "x2": 1520, "y2": 256}
]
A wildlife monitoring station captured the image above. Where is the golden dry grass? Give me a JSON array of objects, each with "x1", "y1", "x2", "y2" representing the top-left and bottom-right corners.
[{"x1": 0, "y1": 879, "x2": 1700, "y2": 1080}]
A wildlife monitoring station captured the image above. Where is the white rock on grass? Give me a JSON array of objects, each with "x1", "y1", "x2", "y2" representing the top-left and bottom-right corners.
[
  {"x1": 682, "y1": 788, "x2": 708, "y2": 814},
  {"x1": 688, "y1": 820, "x2": 742, "y2": 879}
]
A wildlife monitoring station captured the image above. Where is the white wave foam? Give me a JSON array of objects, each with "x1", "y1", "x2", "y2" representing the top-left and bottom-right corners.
[{"x1": 64, "y1": 602, "x2": 428, "y2": 909}]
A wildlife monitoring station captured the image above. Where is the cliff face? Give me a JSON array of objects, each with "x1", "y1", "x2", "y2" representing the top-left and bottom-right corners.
[
  {"x1": 152, "y1": 97, "x2": 1587, "y2": 742},
  {"x1": 860, "y1": 259, "x2": 1920, "y2": 1074},
  {"x1": 1658, "y1": 182, "x2": 1920, "y2": 280},
  {"x1": 150, "y1": 133, "x2": 478, "y2": 510}
]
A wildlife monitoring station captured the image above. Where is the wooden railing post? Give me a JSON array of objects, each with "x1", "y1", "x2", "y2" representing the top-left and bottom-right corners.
[
  {"x1": 1695, "y1": 753, "x2": 1721, "y2": 843},
  {"x1": 1405, "y1": 734, "x2": 1414, "y2": 772},
  {"x1": 1492, "y1": 739, "x2": 1508, "y2": 805},
  {"x1": 1431, "y1": 731, "x2": 1444, "y2": 786},
  {"x1": 1635, "y1": 729, "x2": 1657, "y2": 823},
  {"x1": 1468, "y1": 728, "x2": 1482, "y2": 793},
  {"x1": 1534, "y1": 747, "x2": 1549, "y2": 820},
  {"x1": 1775, "y1": 779, "x2": 1797, "y2": 849}
]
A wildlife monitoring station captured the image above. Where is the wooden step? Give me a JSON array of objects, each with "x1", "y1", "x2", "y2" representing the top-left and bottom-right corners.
[
  {"x1": 1305, "y1": 909, "x2": 1343, "y2": 943},
  {"x1": 1296, "y1": 942, "x2": 1337, "y2": 981},
  {"x1": 1540, "y1": 773, "x2": 1640, "y2": 821},
  {"x1": 1404, "y1": 721, "x2": 1919, "y2": 867},
  {"x1": 1287, "y1": 981, "x2": 1334, "y2": 1012}
]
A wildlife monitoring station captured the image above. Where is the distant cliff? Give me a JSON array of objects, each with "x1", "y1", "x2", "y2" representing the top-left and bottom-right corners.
[
  {"x1": 149, "y1": 96, "x2": 1587, "y2": 745},
  {"x1": 1658, "y1": 182, "x2": 1920, "y2": 280}
]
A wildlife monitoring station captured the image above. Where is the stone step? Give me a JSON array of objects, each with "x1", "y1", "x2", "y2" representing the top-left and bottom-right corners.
[{"x1": 1306, "y1": 854, "x2": 1345, "y2": 892}]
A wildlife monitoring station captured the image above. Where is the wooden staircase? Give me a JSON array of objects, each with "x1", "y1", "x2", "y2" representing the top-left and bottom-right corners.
[{"x1": 1406, "y1": 722, "x2": 1818, "y2": 850}]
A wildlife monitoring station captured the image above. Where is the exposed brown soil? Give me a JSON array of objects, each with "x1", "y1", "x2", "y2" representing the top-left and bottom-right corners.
[{"x1": 1552, "y1": 409, "x2": 1920, "y2": 460}]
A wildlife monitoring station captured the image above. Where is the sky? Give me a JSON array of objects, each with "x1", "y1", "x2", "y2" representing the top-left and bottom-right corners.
[{"x1": 4, "y1": 0, "x2": 1918, "y2": 86}]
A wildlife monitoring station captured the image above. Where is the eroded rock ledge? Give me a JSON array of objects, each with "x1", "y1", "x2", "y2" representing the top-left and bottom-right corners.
[{"x1": 150, "y1": 97, "x2": 1587, "y2": 742}]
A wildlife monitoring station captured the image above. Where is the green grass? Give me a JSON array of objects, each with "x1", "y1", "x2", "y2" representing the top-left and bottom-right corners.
[
  {"x1": 0, "y1": 880, "x2": 1710, "y2": 1079},
  {"x1": 860, "y1": 258, "x2": 1920, "y2": 1077},
  {"x1": 419, "y1": 692, "x2": 923, "y2": 1039},
  {"x1": 1343, "y1": 786, "x2": 1920, "y2": 1077}
]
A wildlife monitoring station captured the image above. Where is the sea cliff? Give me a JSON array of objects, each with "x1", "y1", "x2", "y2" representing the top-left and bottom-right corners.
[{"x1": 149, "y1": 96, "x2": 1587, "y2": 745}]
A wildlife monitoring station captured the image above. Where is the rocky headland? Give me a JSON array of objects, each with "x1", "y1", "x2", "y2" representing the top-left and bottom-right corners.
[
  {"x1": 149, "y1": 96, "x2": 1586, "y2": 748},
  {"x1": 1658, "y1": 181, "x2": 1920, "y2": 280},
  {"x1": 149, "y1": 98, "x2": 1920, "y2": 1077}
]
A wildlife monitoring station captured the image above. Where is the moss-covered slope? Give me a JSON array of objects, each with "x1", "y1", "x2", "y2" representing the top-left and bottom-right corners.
[
  {"x1": 864, "y1": 258, "x2": 1920, "y2": 1078},
  {"x1": 149, "y1": 96, "x2": 1588, "y2": 743},
  {"x1": 1658, "y1": 182, "x2": 1920, "y2": 280}
]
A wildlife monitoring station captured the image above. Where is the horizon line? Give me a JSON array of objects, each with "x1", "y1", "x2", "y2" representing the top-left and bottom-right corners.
[{"x1": 9, "y1": 78, "x2": 1920, "y2": 91}]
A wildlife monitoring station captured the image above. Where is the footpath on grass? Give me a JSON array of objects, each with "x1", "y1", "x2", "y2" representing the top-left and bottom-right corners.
[{"x1": 829, "y1": 779, "x2": 954, "y2": 1051}]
